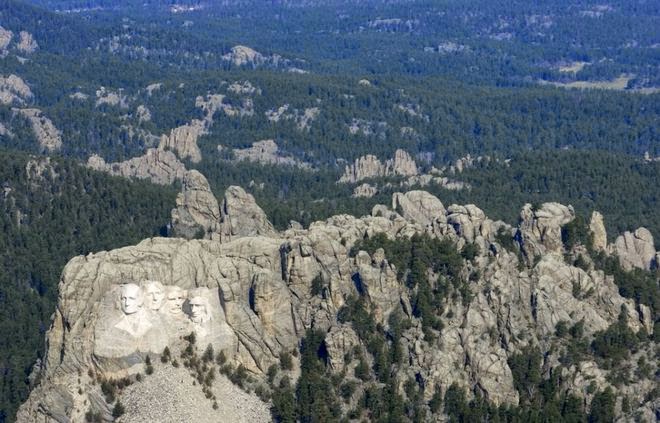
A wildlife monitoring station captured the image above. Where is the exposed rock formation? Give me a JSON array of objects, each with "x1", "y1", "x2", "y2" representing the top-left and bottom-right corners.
[
  {"x1": 612, "y1": 228, "x2": 657, "y2": 271},
  {"x1": 170, "y1": 170, "x2": 221, "y2": 239},
  {"x1": 18, "y1": 191, "x2": 657, "y2": 422},
  {"x1": 219, "y1": 186, "x2": 276, "y2": 240},
  {"x1": 0, "y1": 74, "x2": 32, "y2": 105},
  {"x1": 0, "y1": 28, "x2": 37, "y2": 56},
  {"x1": 159, "y1": 120, "x2": 205, "y2": 163},
  {"x1": 16, "y1": 31, "x2": 38, "y2": 53},
  {"x1": 0, "y1": 27, "x2": 12, "y2": 52},
  {"x1": 222, "y1": 45, "x2": 286, "y2": 68},
  {"x1": 352, "y1": 183, "x2": 378, "y2": 198},
  {"x1": 392, "y1": 190, "x2": 446, "y2": 226},
  {"x1": 87, "y1": 149, "x2": 186, "y2": 185},
  {"x1": 589, "y1": 211, "x2": 607, "y2": 252},
  {"x1": 228, "y1": 139, "x2": 309, "y2": 168},
  {"x1": 517, "y1": 202, "x2": 575, "y2": 259},
  {"x1": 15, "y1": 108, "x2": 62, "y2": 152},
  {"x1": 339, "y1": 149, "x2": 418, "y2": 183},
  {"x1": 170, "y1": 180, "x2": 276, "y2": 242}
]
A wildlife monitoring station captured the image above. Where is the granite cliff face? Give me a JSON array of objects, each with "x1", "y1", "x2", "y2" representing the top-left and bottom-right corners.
[{"x1": 18, "y1": 185, "x2": 658, "y2": 422}]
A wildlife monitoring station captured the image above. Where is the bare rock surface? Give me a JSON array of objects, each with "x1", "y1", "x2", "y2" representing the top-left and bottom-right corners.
[
  {"x1": 589, "y1": 211, "x2": 607, "y2": 252},
  {"x1": 170, "y1": 170, "x2": 221, "y2": 239},
  {"x1": 339, "y1": 149, "x2": 418, "y2": 183},
  {"x1": 87, "y1": 149, "x2": 186, "y2": 185},
  {"x1": 18, "y1": 190, "x2": 657, "y2": 422},
  {"x1": 15, "y1": 108, "x2": 62, "y2": 152},
  {"x1": 229, "y1": 139, "x2": 309, "y2": 168},
  {"x1": 16, "y1": 31, "x2": 38, "y2": 53},
  {"x1": 0, "y1": 74, "x2": 32, "y2": 105},
  {"x1": 518, "y1": 202, "x2": 574, "y2": 259},
  {"x1": 353, "y1": 183, "x2": 378, "y2": 198},
  {"x1": 159, "y1": 119, "x2": 205, "y2": 163},
  {"x1": 612, "y1": 227, "x2": 657, "y2": 270}
]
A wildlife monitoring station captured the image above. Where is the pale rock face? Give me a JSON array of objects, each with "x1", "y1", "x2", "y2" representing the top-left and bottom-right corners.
[
  {"x1": 518, "y1": 202, "x2": 575, "y2": 259},
  {"x1": 219, "y1": 186, "x2": 276, "y2": 240},
  {"x1": 17, "y1": 31, "x2": 38, "y2": 53},
  {"x1": 159, "y1": 119, "x2": 205, "y2": 163},
  {"x1": 231, "y1": 139, "x2": 308, "y2": 168},
  {"x1": 0, "y1": 74, "x2": 33, "y2": 105},
  {"x1": 136, "y1": 104, "x2": 151, "y2": 122},
  {"x1": 0, "y1": 27, "x2": 13, "y2": 52},
  {"x1": 392, "y1": 190, "x2": 446, "y2": 226},
  {"x1": 352, "y1": 183, "x2": 378, "y2": 198},
  {"x1": 324, "y1": 325, "x2": 360, "y2": 371},
  {"x1": 223, "y1": 45, "x2": 267, "y2": 67},
  {"x1": 18, "y1": 191, "x2": 657, "y2": 422},
  {"x1": 15, "y1": 108, "x2": 62, "y2": 152},
  {"x1": 339, "y1": 149, "x2": 418, "y2": 183},
  {"x1": 170, "y1": 170, "x2": 221, "y2": 239},
  {"x1": 589, "y1": 211, "x2": 607, "y2": 252},
  {"x1": 613, "y1": 227, "x2": 656, "y2": 270},
  {"x1": 87, "y1": 148, "x2": 187, "y2": 185},
  {"x1": 447, "y1": 204, "x2": 492, "y2": 247}
]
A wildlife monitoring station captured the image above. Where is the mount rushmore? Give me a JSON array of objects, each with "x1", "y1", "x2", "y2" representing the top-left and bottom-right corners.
[{"x1": 17, "y1": 170, "x2": 659, "y2": 422}]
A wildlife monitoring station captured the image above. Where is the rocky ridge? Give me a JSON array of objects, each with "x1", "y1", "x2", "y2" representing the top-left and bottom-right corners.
[
  {"x1": 223, "y1": 139, "x2": 311, "y2": 168},
  {"x1": 18, "y1": 183, "x2": 658, "y2": 422},
  {"x1": 339, "y1": 149, "x2": 470, "y2": 195}
]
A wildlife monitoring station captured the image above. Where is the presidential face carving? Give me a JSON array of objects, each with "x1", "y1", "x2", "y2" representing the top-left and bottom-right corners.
[
  {"x1": 143, "y1": 281, "x2": 165, "y2": 311},
  {"x1": 189, "y1": 296, "x2": 211, "y2": 324},
  {"x1": 167, "y1": 286, "x2": 186, "y2": 315},
  {"x1": 120, "y1": 283, "x2": 143, "y2": 315}
]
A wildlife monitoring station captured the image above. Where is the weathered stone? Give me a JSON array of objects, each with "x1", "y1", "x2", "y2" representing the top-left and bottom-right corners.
[
  {"x1": 589, "y1": 211, "x2": 607, "y2": 252},
  {"x1": 392, "y1": 190, "x2": 446, "y2": 226},
  {"x1": 15, "y1": 108, "x2": 62, "y2": 152},
  {"x1": 613, "y1": 227, "x2": 656, "y2": 270},
  {"x1": 171, "y1": 170, "x2": 221, "y2": 240},
  {"x1": 339, "y1": 149, "x2": 418, "y2": 183},
  {"x1": 518, "y1": 202, "x2": 574, "y2": 259},
  {"x1": 0, "y1": 74, "x2": 32, "y2": 105},
  {"x1": 87, "y1": 148, "x2": 186, "y2": 185}
]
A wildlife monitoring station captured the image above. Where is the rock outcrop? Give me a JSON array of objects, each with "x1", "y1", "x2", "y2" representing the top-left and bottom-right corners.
[
  {"x1": 339, "y1": 149, "x2": 418, "y2": 183},
  {"x1": 222, "y1": 45, "x2": 285, "y2": 68},
  {"x1": 87, "y1": 149, "x2": 187, "y2": 185},
  {"x1": 170, "y1": 181, "x2": 276, "y2": 242},
  {"x1": 18, "y1": 191, "x2": 657, "y2": 422},
  {"x1": 15, "y1": 108, "x2": 62, "y2": 152},
  {"x1": 219, "y1": 186, "x2": 276, "y2": 240},
  {"x1": 16, "y1": 31, "x2": 38, "y2": 53},
  {"x1": 159, "y1": 120, "x2": 205, "y2": 163},
  {"x1": 229, "y1": 139, "x2": 309, "y2": 168},
  {"x1": 612, "y1": 228, "x2": 657, "y2": 271},
  {"x1": 170, "y1": 170, "x2": 221, "y2": 239},
  {"x1": 589, "y1": 211, "x2": 607, "y2": 252},
  {"x1": 0, "y1": 74, "x2": 32, "y2": 105},
  {"x1": 517, "y1": 202, "x2": 575, "y2": 259}
]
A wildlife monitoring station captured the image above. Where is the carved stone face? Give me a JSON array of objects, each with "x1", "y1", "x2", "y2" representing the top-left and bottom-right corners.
[
  {"x1": 167, "y1": 287, "x2": 186, "y2": 315},
  {"x1": 120, "y1": 284, "x2": 143, "y2": 315},
  {"x1": 144, "y1": 281, "x2": 165, "y2": 311},
  {"x1": 189, "y1": 296, "x2": 211, "y2": 324}
]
